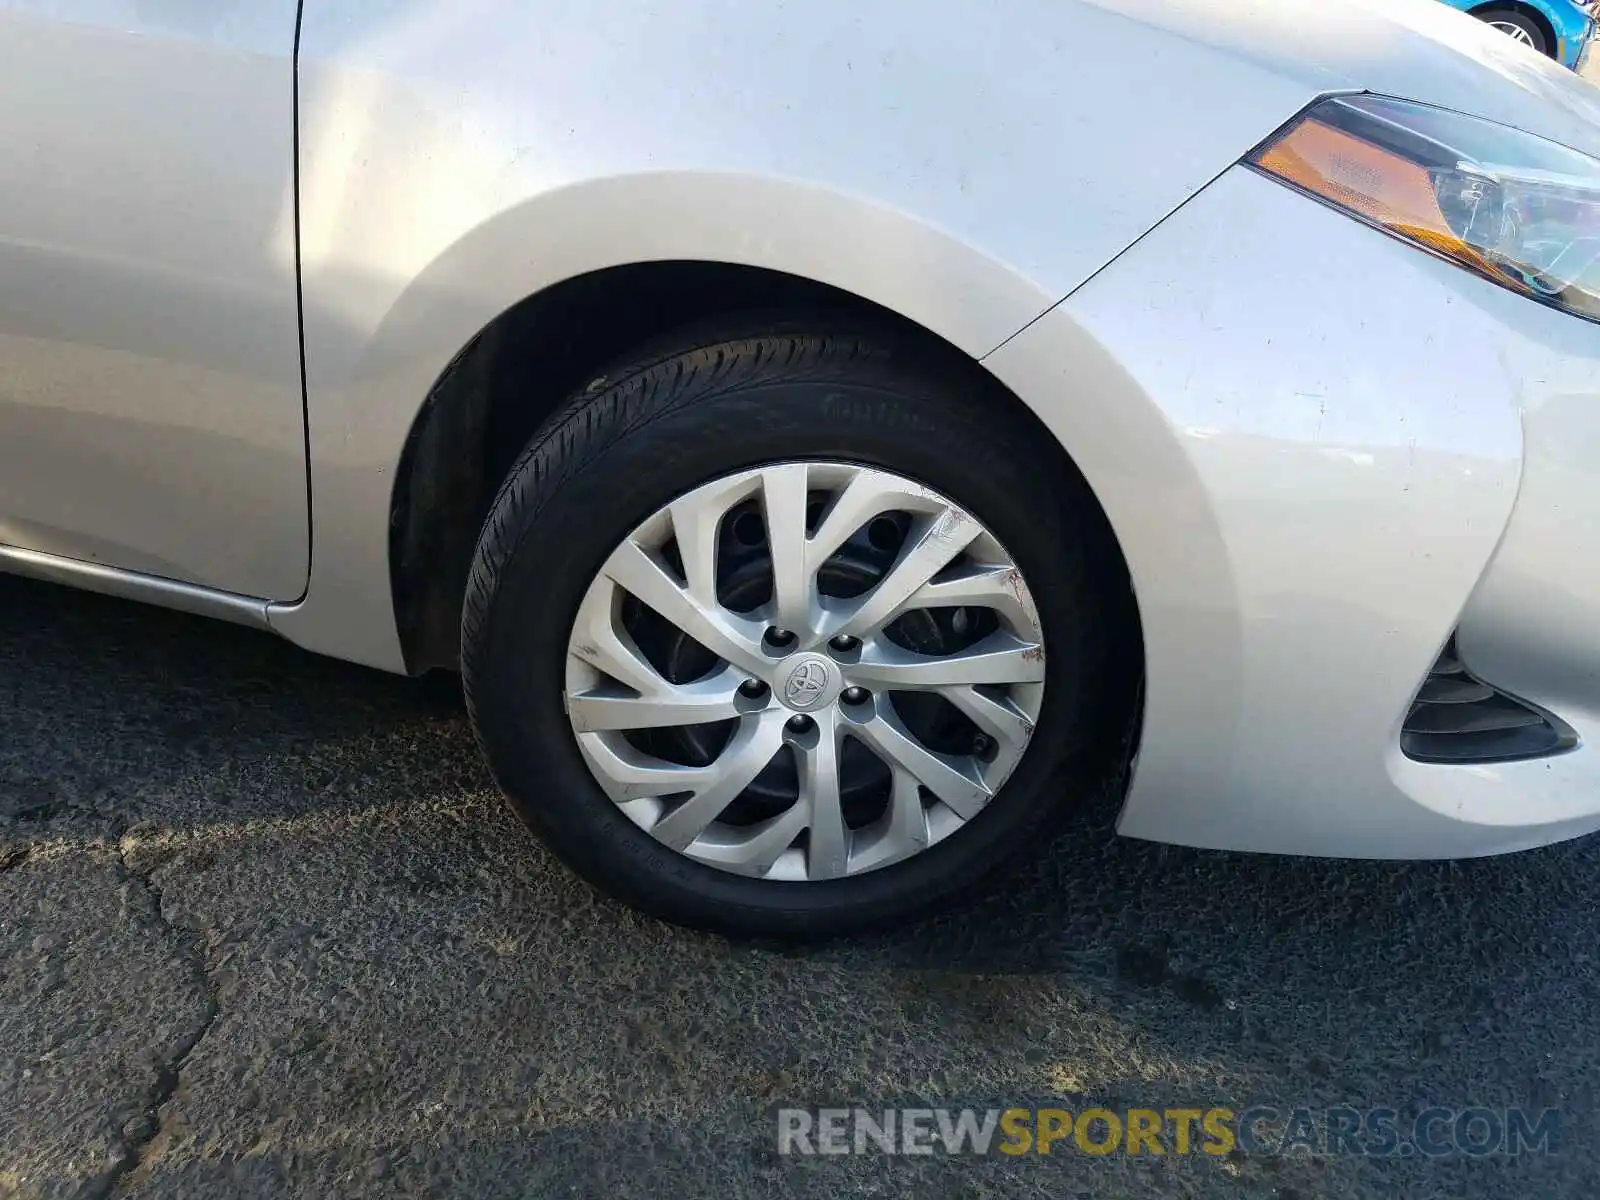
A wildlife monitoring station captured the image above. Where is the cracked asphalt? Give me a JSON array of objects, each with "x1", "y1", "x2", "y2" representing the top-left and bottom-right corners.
[{"x1": 2, "y1": 572, "x2": 1599, "y2": 1198}]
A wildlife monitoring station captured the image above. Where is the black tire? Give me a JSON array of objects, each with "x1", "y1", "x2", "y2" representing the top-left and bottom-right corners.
[
  {"x1": 461, "y1": 325, "x2": 1130, "y2": 939},
  {"x1": 1474, "y1": 7, "x2": 1553, "y2": 56}
]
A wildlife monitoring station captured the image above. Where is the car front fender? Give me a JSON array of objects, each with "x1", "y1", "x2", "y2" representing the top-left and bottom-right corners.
[{"x1": 274, "y1": 0, "x2": 1321, "y2": 668}]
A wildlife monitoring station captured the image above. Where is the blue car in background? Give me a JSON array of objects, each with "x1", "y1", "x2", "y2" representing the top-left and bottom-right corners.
[{"x1": 1443, "y1": 0, "x2": 1596, "y2": 68}]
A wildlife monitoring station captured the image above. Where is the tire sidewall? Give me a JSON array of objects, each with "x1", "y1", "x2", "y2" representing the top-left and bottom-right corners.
[{"x1": 466, "y1": 344, "x2": 1114, "y2": 935}]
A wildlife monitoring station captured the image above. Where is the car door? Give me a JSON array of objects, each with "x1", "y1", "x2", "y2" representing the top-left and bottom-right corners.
[{"x1": 0, "y1": 0, "x2": 307, "y2": 600}]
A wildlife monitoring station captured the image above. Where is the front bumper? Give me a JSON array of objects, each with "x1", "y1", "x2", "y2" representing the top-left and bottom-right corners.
[
  {"x1": 1559, "y1": 10, "x2": 1595, "y2": 70},
  {"x1": 985, "y1": 165, "x2": 1600, "y2": 859}
]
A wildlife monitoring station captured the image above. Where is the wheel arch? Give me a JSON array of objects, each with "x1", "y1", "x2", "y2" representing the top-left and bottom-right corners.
[
  {"x1": 386, "y1": 257, "x2": 1146, "y2": 691},
  {"x1": 273, "y1": 173, "x2": 1156, "y2": 697}
]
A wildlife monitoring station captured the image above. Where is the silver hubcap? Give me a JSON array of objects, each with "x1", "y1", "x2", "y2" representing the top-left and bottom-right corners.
[
  {"x1": 563, "y1": 462, "x2": 1046, "y2": 882},
  {"x1": 1489, "y1": 19, "x2": 1537, "y2": 47}
]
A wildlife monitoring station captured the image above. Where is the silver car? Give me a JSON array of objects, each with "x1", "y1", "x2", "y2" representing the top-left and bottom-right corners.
[{"x1": 8, "y1": 0, "x2": 1600, "y2": 937}]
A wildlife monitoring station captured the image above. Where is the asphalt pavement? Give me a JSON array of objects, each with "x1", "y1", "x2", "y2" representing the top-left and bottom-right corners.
[{"x1": 2, "y1": 574, "x2": 1599, "y2": 1199}]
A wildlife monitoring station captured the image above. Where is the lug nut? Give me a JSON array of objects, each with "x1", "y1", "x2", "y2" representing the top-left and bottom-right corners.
[
  {"x1": 765, "y1": 627, "x2": 796, "y2": 647},
  {"x1": 841, "y1": 687, "x2": 868, "y2": 705},
  {"x1": 972, "y1": 734, "x2": 995, "y2": 759},
  {"x1": 739, "y1": 679, "x2": 768, "y2": 698},
  {"x1": 787, "y1": 714, "x2": 814, "y2": 733},
  {"x1": 829, "y1": 635, "x2": 859, "y2": 652}
]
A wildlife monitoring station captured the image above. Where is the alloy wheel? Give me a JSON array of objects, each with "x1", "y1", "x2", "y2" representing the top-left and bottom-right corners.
[
  {"x1": 562, "y1": 462, "x2": 1046, "y2": 883},
  {"x1": 1488, "y1": 19, "x2": 1538, "y2": 47}
]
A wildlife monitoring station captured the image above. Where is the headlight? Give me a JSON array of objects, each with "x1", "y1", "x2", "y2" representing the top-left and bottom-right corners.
[{"x1": 1248, "y1": 94, "x2": 1600, "y2": 323}]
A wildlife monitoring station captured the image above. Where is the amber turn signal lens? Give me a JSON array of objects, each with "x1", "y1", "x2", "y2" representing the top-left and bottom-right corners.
[
  {"x1": 1252, "y1": 111, "x2": 1500, "y2": 283},
  {"x1": 1248, "y1": 94, "x2": 1600, "y2": 323}
]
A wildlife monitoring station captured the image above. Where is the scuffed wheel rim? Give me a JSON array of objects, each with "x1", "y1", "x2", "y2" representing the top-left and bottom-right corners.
[{"x1": 563, "y1": 461, "x2": 1046, "y2": 883}]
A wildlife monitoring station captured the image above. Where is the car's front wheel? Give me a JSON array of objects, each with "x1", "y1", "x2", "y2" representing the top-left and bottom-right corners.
[
  {"x1": 461, "y1": 325, "x2": 1129, "y2": 937},
  {"x1": 1475, "y1": 7, "x2": 1554, "y2": 57}
]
